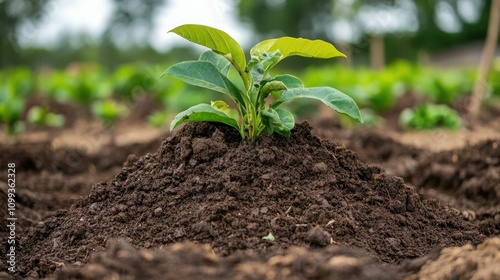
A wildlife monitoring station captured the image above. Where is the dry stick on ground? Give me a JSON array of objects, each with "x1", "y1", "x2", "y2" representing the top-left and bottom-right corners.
[{"x1": 468, "y1": 0, "x2": 500, "y2": 126}]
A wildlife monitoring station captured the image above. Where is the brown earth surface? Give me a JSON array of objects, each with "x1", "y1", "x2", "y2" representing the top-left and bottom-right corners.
[{"x1": 0, "y1": 113, "x2": 499, "y2": 279}]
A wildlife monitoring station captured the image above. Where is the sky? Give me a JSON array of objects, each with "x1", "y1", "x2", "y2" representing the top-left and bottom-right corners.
[{"x1": 18, "y1": 0, "x2": 253, "y2": 50}]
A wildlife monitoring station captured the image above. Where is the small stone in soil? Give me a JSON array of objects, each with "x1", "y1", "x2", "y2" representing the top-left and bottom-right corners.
[{"x1": 306, "y1": 226, "x2": 332, "y2": 247}]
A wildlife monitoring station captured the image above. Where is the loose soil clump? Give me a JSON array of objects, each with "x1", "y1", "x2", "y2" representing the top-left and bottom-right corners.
[
  {"x1": 17, "y1": 122, "x2": 488, "y2": 278},
  {"x1": 58, "y1": 240, "x2": 400, "y2": 280},
  {"x1": 407, "y1": 139, "x2": 500, "y2": 235}
]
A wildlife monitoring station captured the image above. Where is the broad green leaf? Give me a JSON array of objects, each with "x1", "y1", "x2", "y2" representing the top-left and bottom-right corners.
[
  {"x1": 271, "y1": 87, "x2": 363, "y2": 123},
  {"x1": 211, "y1": 100, "x2": 239, "y2": 121},
  {"x1": 170, "y1": 103, "x2": 240, "y2": 131},
  {"x1": 251, "y1": 37, "x2": 346, "y2": 61},
  {"x1": 250, "y1": 40, "x2": 277, "y2": 57},
  {"x1": 163, "y1": 61, "x2": 245, "y2": 107},
  {"x1": 199, "y1": 51, "x2": 231, "y2": 76},
  {"x1": 260, "y1": 81, "x2": 287, "y2": 101},
  {"x1": 270, "y1": 74, "x2": 304, "y2": 89},
  {"x1": 250, "y1": 62, "x2": 265, "y2": 87},
  {"x1": 260, "y1": 108, "x2": 295, "y2": 137},
  {"x1": 169, "y1": 24, "x2": 246, "y2": 73}
]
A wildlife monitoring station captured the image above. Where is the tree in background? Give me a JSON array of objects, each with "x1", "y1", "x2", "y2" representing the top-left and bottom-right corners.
[
  {"x1": 99, "y1": 0, "x2": 167, "y2": 68},
  {"x1": 237, "y1": 0, "x2": 492, "y2": 66},
  {"x1": 102, "y1": 0, "x2": 165, "y2": 47},
  {"x1": 238, "y1": 0, "x2": 331, "y2": 40},
  {"x1": 0, "y1": 0, "x2": 168, "y2": 69},
  {"x1": 0, "y1": 0, "x2": 52, "y2": 67}
]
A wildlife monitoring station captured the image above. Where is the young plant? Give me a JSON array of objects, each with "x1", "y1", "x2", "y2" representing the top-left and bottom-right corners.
[
  {"x1": 27, "y1": 105, "x2": 65, "y2": 128},
  {"x1": 0, "y1": 85, "x2": 25, "y2": 136},
  {"x1": 91, "y1": 99, "x2": 127, "y2": 145},
  {"x1": 91, "y1": 99, "x2": 126, "y2": 126},
  {"x1": 399, "y1": 103, "x2": 461, "y2": 130},
  {"x1": 163, "y1": 24, "x2": 362, "y2": 142}
]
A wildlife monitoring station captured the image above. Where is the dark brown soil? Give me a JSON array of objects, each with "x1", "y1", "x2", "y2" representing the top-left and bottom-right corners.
[
  {"x1": 407, "y1": 139, "x2": 500, "y2": 233},
  {"x1": 14, "y1": 122, "x2": 489, "y2": 278},
  {"x1": 0, "y1": 136, "x2": 162, "y2": 278},
  {"x1": 57, "y1": 240, "x2": 401, "y2": 280},
  {"x1": 55, "y1": 237, "x2": 500, "y2": 280}
]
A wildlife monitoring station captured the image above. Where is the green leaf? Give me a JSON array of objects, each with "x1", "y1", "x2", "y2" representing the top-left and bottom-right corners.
[
  {"x1": 260, "y1": 108, "x2": 295, "y2": 137},
  {"x1": 248, "y1": 51, "x2": 283, "y2": 84},
  {"x1": 250, "y1": 40, "x2": 276, "y2": 57},
  {"x1": 400, "y1": 104, "x2": 461, "y2": 130},
  {"x1": 262, "y1": 232, "x2": 275, "y2": 241},
  {"x1": 271, "y1": 87, "x2": 363, "y2": 123},
  {"x1": 46, "y1": 113, "x2": 65, "y2": 127},
  {"x1": 91, "y1": 100, "x2": 126, "y2": 124},
  {"x1": 163, "y1": 61, "x2": 245, "y2": 107},
  {"x1": 169, "y1": 24, "x2": 246, "y2": 74},
  {"x1": 260, "y1": 81, "x2": 287, "y2": 101},
  {"x1": 170, "y1": 103, "x2": 240, "y2": 131},
  {"x1": 211, "y1": 100, "x2": 240, "y2": 121},
  {"x1": 199, "y1": 51, "x2": 231, "y2": 76},
  {"x1": 251, "y1": 37, "x2": 346, "y2": 61},
  {"x1": 270, "y1": 74, "x2": 304, "y2": 89}
]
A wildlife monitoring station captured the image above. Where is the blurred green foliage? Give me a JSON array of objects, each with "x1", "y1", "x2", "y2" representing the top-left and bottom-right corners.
[
  {"x1": 1, "y1": 60, "x2": 499, "y2": 135},
  {"x1": 400, "y1": 103, "x2": 461, "y2": 130},
  {"x1": 91, "y1": 99, "x2": 127, "y2": 126},
  {"x1": 302, "y1": 61, "x2": 411, "y2": 111},
  {"x1": 1, "y1": 0, "x2": 493, "y2": 69},
  {"x1": 27, "y1": 105, "x2": 65, "y2": 127},
  {"x1": 300, "y1": 60, "x2": 488, "y2": 113},
  {"x1": 0, "y1": 62, "x2": 221, "y2": 135}
]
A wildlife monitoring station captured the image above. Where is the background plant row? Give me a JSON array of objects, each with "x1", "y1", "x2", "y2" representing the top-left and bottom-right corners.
[{"x1": 1, "y1": 59, "x2": 499, "y2": 134}]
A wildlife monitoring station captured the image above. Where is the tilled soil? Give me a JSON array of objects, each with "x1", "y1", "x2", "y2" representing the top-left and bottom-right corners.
[
  {"x1": 407, "y1": 139, "x2": 500, "y2": 227},
  {"x1": 57, "y1": 240, "x2": 402, "y2": 280},
  {"x1": 12, "y1": 122, "x2": 492, "y2": 279},
  {"x1": 0, "y1": 136, "x2": 162, "y2": 279},
  {"x1": 335, "y1": 129, "x2": 500, "y2": 236}
]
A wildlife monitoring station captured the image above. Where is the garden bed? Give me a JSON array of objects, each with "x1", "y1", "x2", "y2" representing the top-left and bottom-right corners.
[{"x1": 1, "y1": 115, "x2": 499, "y2": 279}]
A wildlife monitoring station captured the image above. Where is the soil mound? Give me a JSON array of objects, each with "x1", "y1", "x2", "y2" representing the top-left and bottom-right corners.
[
  {"x1": 18, "y1": 122, "x2": 486, "y2": 278},
  {"x1": 408, "y1": 139, "x2": 500, "y2": 231}
]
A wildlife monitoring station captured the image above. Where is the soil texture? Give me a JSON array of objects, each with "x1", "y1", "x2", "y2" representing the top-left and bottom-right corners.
[{"x1": 13, "y1": 122, "x2": 491, "y2": 278}]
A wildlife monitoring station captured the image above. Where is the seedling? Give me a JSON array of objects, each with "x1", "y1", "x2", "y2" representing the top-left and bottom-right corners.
[
  {"x1": 262, "y1": 232, "x2": 275, "y2": 242},
  {"x1": 91, "y1": 99, "x2": 126, "y2": 126},
  {"x1": 400, "y1": 103, "x2": 461, "y2": 130},
  {"x1": 27, "y1": 105, "x2": 65, "y2": 127},
  {"x1": 91, "y1": 99, "x2": 127, "y2": 145},
  {"x1": 0, "y1": 86, "x2": 24, "y2": 136},
  {"x1": 163, "y1": 24, "x2": 362, "y2": 142}
]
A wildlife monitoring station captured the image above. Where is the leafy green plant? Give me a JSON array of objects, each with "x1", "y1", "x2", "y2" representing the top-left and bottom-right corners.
[
  {"x1": 399, "y1": 103, "x2": 461, "y2": 130},
  {"x1": 27, "y1": 106, "x2": 65, "y2": 127},
  {"x1": 91, "y1": 99, "x2": 127, "y2": 146},
  {"x1": 0, "y1": 84, "x2": 25, "y2": 136},
  {"x1": 148, "y1": 110, "x2": 170, "y2": 128},
  {"x1": 163, "y1": 24, "x2": 362, "y2": 141},
  {"x1": 91, "y1": 99, "x2": 127, "y2": 126},
  {"x1": 490, "y1": 58, "x2": 500, "y2": 96},
  {"x1": 414, "y1": 69, "x2": 474, "y2": 104}
]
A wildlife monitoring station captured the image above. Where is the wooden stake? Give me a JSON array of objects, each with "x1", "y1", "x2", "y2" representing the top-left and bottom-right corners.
[
  {"x1": 370, "y1": 34, "x2": 385, "y2": 70},
  {"x1": 468, "y1": 0, "x2": 500, "y2": 125}
]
